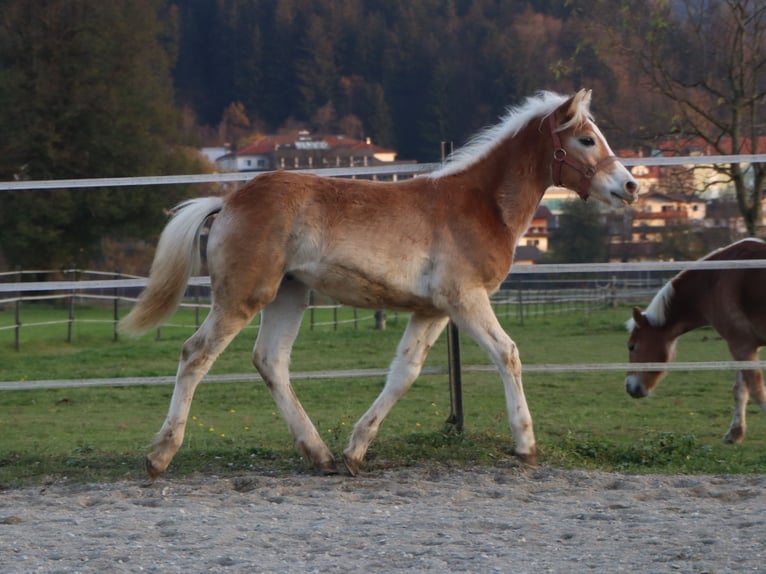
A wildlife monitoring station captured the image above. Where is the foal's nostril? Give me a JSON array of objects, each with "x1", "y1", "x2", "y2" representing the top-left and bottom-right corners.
[{"x1": 625, "y1": 180, "x2": 639, "y2": 195}]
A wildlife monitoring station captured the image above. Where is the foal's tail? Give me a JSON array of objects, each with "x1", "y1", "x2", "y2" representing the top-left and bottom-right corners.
[{"x1": 119, "y1": 197, "x2": 224, "y2": 336}]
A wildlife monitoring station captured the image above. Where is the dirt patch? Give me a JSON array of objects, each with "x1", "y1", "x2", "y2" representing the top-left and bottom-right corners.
[{"x1": 2, "y1": 466, "x2": 765, "y2": 573}]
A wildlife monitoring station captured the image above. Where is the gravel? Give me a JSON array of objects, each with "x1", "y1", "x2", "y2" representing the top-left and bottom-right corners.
[{"x1": 2, "y1": 465, "x2": 765, "y2": 573}]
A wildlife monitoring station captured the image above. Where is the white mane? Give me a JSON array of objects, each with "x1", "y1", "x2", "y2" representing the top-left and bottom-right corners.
[
  {"x1": 429, "y1": 91, "x2": 574, "y2": 179},
  {"x1": 626, "y1": 280, "x2": 675, "y2": 331},
  {"x1": 643, "y1": 280, "x2": 675, "y2": 327}
]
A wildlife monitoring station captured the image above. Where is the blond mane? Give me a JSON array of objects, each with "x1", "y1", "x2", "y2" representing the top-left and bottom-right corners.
[{"x1": 430, "y1": 91, "x2": 590, "y2": 179}]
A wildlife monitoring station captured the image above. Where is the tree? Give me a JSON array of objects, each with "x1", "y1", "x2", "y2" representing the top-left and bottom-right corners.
[
  {"x1": 577, "y1": 0, "x2": 766, "y2": 236},
  {"x1": 654, "y1": 220, "x2": 706, "y2": 261},
  {"x1": 0, "y1": 0, "x2": 205, "y2": 270},
  {"x1": 546, "y1": 200, "x2": 609, "y2": 263}
]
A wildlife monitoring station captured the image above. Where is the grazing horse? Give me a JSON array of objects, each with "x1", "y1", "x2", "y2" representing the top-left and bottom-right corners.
[
  {"x1": 121, "y1": 89, "x2": 638, "y2": 479},
  {"x1": 625, "y1": 238, "x2": 766, "y2": 444}
]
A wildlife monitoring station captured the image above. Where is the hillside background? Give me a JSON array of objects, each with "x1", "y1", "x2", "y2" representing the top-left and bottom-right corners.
[{"x1": 1, "y1": 0, "x2": 760, "y2": 270}]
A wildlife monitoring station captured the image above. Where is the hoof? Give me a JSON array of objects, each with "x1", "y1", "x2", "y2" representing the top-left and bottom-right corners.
[
  {"x1": 145, "y1": 456, "x2": 164, "y2": 481},
  {"x1": 342, "y1": 453, "x2": 361, "y2": 477},
  {"x1": 723, "y1": 428, "x2": 744, "y2": 444},
  {"x1": 513, "y1": 447, "x2": 538, "y2": 466},
  {"x1": 317, "y1": 458, "x2": 339, "y2": 475}
]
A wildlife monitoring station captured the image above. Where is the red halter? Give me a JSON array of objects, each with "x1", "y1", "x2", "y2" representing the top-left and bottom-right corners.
[{"x1": 548, "y1": 113, "x2": 618, "y2": 200}]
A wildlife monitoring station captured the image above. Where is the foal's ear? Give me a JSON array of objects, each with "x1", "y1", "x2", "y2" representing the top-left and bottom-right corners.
[
  {"x1": 632, "y1": 306, "x2": 649, "y2": 328},
  {"x1": 558, "y1": 89, "x2": 592, "y2": 126},
  {"x1": 572, "y1": 88, "x2": 592, "y2": 109}
]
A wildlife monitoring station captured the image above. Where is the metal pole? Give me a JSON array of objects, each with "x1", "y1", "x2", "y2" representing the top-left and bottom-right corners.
[
  {"x1": 67, "y1": 270, "x2": 76, "y2": 343},
  {"x1": 441, "y1": 141, "x2": 464, "y2": 434},
  {"x1": 445, "y1": 321, "x2": 464, "y2": 433},
  {"x1": 113, "y1": 276, "x2": 119, "y2": 343}
]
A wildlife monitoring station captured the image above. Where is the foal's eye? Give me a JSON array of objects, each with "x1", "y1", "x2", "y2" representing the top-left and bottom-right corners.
[
  {"x1": 579, "y1": 136, "x2": 596, "y2": 147},
  {"x1": 628, "y1": 342, "x2": 635, "y2": 352}
]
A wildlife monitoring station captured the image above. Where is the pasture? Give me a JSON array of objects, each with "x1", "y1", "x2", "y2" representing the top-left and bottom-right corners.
[{"x1": 1, "y1": 302, "x2": 765, "y2": 487}]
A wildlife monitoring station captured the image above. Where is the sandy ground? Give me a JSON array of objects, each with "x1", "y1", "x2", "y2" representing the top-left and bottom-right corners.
[{"x1": 1, "y1": 465, "x2": 765, "y2": 573}]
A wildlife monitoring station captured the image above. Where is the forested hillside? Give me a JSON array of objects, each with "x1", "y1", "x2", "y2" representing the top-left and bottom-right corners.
[
  {"x1": 2, "y1": 0, "x2": 762, "y2": 269},
  {"x1": 172, "y1": 0, "x2": 627, "y2": 161}
]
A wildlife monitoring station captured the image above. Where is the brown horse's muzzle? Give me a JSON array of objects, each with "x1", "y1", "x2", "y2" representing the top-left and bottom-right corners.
[{"x1": 625, "y1": 373, "x2": 649, "y2": 398}]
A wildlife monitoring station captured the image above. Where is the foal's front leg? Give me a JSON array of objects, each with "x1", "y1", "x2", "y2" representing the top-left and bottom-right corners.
[
  {"x1": 343, "y1": 314, "x2": 450, "y2": 476},
  {"x1": 450, "y1": 292, "x2": 537, "y2": 464}
]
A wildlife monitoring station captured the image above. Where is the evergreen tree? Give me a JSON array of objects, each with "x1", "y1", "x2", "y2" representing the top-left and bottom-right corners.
[
  {"x1": 547, "y1": 200, "x2": 609, "y2": 263},
  {"x1": 0, "y1": 0, "x2": 205, "y2": 270}
]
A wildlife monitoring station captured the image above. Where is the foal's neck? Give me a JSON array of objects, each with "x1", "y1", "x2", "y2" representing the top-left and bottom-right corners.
[{"x1": 462, "y1": 119, "x2": 551, "y2": 232}]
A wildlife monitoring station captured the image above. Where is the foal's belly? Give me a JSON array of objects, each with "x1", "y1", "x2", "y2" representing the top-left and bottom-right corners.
[{"x1": 290, "y1": 267, "x2": 442, "y2": 315}]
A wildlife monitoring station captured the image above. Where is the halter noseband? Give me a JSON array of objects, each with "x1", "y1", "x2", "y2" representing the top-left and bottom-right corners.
[{"x1": 548, "y1": 113, "x2": 618, "y2": 200}]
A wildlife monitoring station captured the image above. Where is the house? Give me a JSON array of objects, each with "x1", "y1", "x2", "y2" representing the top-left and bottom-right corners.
[
  {"x1": 632, "y1": 190, "x2": 705, "y2": 230},
  {"x1": 514, "y1": 244, "x2": 544, "y2": 265},
  {"x1": 211, "y1": 131, "x2": 404, "y2": 174},
  {"x1": 612, "y1": 191, "x2": 706, "y2": 250},
  {"x1": 200, "y1": 146, "x2": 229, "y2": 165},
  {"x1": 519, "y1": 205, "x2": 553, "y2": 253}
]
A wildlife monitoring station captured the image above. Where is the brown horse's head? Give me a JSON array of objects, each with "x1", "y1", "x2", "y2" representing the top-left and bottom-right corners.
[{"x1": 625, "y1": 306, "x2": 677, "y2": 398}]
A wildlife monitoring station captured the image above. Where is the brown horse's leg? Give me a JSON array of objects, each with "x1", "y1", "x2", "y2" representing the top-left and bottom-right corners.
[
  {"x1": 449, "y1": 290, "x2": 537, "y2": 464},
  {"x1": 724, "y1": 346, "x2": 761, "y2": 445},
  {"x1": 146, "y1": 303, "x2": 257, "y2": 479},
  {"x1": 724, "y1": 371, "x2": 749, "y2": 444},
  {"x1": 343, "y1": 313, "x2": 449, "y2": 476},
  {"x1": 253, "y1": 278, "x2": 337, "y2": 473}
]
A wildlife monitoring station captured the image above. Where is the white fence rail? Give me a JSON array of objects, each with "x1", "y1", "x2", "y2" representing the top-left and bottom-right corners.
[
  {"x1": 3, "y1": 258, "x2": 766, "y2": 389},
  {"x1": 3, "y1": 152, "x2": 766, "y2": 192},
  {"x1": 2, "y1": 156, "x2": 766, "y2": 389}
]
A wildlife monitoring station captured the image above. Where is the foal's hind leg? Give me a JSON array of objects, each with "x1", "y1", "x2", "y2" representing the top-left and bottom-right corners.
[
  {"x1": 253, "y1": 278, "x2": 336, "y2": 473},
  {"x1": 343, "y1": 313, "x2": 450, "y2": 476},
  {"x1": 146, "y1": 304, "x2": 257, "y2": 479}
]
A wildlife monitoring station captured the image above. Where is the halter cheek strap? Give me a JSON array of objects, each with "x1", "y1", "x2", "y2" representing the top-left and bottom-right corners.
[{"x1": 548, "y1": 113, "x2": 618, "y2": 200}]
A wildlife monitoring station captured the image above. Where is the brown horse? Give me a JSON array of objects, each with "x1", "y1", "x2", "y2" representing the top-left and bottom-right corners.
[
  {"x1": 626, "y1": 238, "x2": 766, "y2": 444},
  {"x1": 121, "y1": 89, "x2": 638, "y2": 479}
]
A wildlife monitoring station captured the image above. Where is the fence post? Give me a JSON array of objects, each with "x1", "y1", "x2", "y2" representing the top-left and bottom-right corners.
[
  {"x1": 444, "y1": 320, "x2": 464, "y2": 434},
  {"x1": 67, "y1": 269, "x2": 76, "y2": 343},
  {"x1": 440, "y1": 140, "x2": 464, "y2": 434},
  {"x1": 113, "y1": 272, "x2": 120, "y2": 342},
  {"x1": 14, "y1": 297, "x2": 21, "y2": 351},
  {"x1": 309, "y1": 291, "x2": 315, "y2": 330}
]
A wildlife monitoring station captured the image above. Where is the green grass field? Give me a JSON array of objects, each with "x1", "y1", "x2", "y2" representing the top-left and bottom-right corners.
[{"x1": 1, "y1": 301, "x2": 765, "y2": 487}]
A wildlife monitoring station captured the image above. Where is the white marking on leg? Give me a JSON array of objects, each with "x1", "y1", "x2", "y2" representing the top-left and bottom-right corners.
[
  {"x1": 450, "y1": 291, "x2": 536, "y2": 459},
  {"x1": 148, "y1": 309, "x2": 247, "y2": 477},
  {"x1": 725, "y1": 371, "x2": 749, "y2": 444}
]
